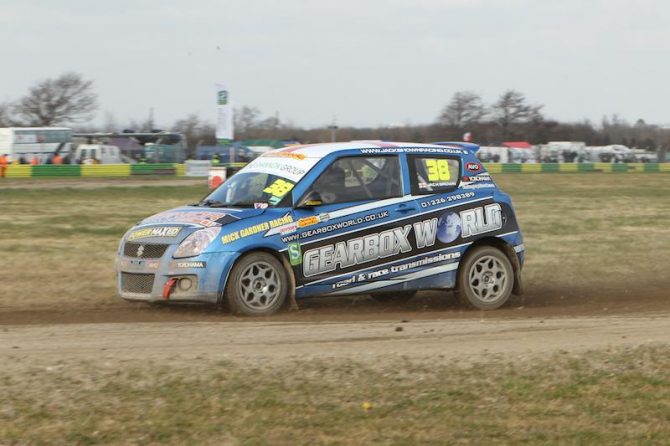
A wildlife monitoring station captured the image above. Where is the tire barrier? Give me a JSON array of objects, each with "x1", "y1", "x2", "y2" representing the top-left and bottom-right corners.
[{"x1": 2, "y1": 162, "x2": 669, "y2": 179}]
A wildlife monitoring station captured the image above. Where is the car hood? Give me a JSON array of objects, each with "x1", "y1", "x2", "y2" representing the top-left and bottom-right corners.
[{"x1": 139, "y1": 206, "x2": 266, "y2": 227}]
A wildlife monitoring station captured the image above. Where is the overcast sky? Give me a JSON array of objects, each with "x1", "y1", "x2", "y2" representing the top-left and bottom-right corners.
[{"x1": 1, "y1": 0, "x2": 669, "y2": 128}]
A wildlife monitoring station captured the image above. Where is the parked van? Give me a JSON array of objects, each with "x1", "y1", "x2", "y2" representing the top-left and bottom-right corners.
[{"x1": 74, "y1": 144, "x2": 123, "y2": 164}]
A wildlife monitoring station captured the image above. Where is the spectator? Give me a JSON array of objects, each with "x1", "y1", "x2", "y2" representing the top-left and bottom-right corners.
[
  {"x1": 53, "y1": 154, "x2": 63, "y2": 165},
  {"x1": 0, "y1": 154, "x2": 8, "y2": 178},
  {"x1": 19, "y1": 155, "x2": 27, "y2": 164},
  {"x1": 31, "y1": 156, "x2": 39, "y2": 165}
]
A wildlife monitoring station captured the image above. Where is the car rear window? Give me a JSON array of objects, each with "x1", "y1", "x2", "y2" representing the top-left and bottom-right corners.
[{"x1": 409, "y1": 155, "x2": 460, "y2": 195}]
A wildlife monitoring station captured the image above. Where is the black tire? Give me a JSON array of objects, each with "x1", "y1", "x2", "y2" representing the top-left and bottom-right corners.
[
  {"x1": 225, "y1": 252, "x2": 288, "y2": 316},
  {"x1": 457, "y1": 246, "x2": 514, "y2": 310},
  {"x1": 370, "y1": 290, "x2": 417, "y2": 303}
]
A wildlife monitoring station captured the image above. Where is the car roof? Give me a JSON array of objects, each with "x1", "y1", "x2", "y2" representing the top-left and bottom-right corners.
[{"x1": 271, "y1": 141, "x2": 476, "y2": 159}]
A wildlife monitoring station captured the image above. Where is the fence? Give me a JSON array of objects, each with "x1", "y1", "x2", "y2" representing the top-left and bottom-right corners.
[
  {"x1": 485, "y1": 163, "x2": 670, "y2": 173},
  {"x1": 4, "y1": 163, "x2": 180, "y2": 178},
  {"x1": 3, "y1": 162, "x2": 670, "y2": 179}
]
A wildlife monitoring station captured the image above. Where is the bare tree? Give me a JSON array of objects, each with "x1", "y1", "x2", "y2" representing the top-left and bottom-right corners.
[
  {"x1": 439, "y1": 91, "x2": 487, "y2": 128},
  {"x1": 12, "y1": 72, "x2": 97, "y2": 126},
  {"x1": 0, "y1": 102, "x2": 17, "y2": 126},
  {"x1": 233, "y1": 106, "x2": 261, "y2": 137},
  {"x1": 172, "y1": 114, "x2": 217, "y2": 158},
  {"x1": 491, "y1": 90, "x2": 543, "y2": 140}
]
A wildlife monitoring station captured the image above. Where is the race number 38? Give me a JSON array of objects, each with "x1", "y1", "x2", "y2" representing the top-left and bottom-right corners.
[
  {"x1": 263, "y1": 179, "x2": 294, "y2": 197},
  {"x1": 425, "y1": 159, "x2": 451, "y2": 182}
]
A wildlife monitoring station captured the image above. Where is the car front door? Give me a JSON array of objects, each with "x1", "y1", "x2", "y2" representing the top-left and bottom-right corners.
[{"x1": 286, "y1": 154, "x2": 418, "y2": 296}]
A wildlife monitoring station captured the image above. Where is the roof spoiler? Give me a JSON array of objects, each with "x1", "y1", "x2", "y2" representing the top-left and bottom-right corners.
[{"x1": 432, "y1": 142, "x2": 480, "y2": 153}]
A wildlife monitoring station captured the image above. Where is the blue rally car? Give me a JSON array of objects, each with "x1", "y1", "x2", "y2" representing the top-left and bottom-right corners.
[{"x1": 116, "y1": 141, "x2": 525, "y2": 316}]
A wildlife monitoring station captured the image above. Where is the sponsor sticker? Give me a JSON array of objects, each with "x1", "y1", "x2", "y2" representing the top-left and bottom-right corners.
[
  {"x1": 303, "y1": 224, "x2": 415, "y2": 277},
  {"x1": 302, "y1": 204, "x2": 503, "y2": 277},
  {"x1": 280, "y1": 210, "x2": 389, "y2": 243},
  {"x1": 419, "y1": 192, "x2": 475, "y2": 208},
  {"x1": 461, "y1": 183, "x2": 496, "y2": 190},
  {"x1": 463, "y1": 173, "x2": 492, "y2": 183},
  {"x1": 144, "y1": 211, "x2": 231, "y2": 226},
  {"x1": 128, "y1": 226, "x2": 181, "y2": 241},
  {"x1": 254, "y1": 203, "x2": 269, "y2": 209},
  {"x1": 331, "y1": 251, "x2": 461, "y2": 289},
  {"x1": 222, "y1": 214, "x2": 294, "y2": 244},
  {"x1": 262, "y1": 152, "x2": 306, "y2": 160},
  {"x1": 297, "y1": 213, "x2": 330, "y2": 229},
  {"x1": 173, "y1": 261, "x2": 206, "y2": 268},
  {"x1": 466, "y1": 162, "x2": 481, "y2": 172},
  {"x1": 288, "y1": 243, "x2": 302, "y2": 266},
  {"x1": 359, "y1": 147, "x2": 467, "y2": 155},
  {"x1": 280, "y1": 222, "x2": 299, "y2": 235},
  {"x1": 298, "y1": 216, "x2": 320, "y2": 228}
]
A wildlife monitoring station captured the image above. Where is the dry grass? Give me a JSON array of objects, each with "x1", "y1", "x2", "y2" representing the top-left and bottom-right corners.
[
  {"x1": 1, "y1": 345, "x2": 669, "y2": 445},
  {"x1": 1, "y1": 174, "x2": 669, "y2": 310},
  {"x1": 1, "y1": 175, "x2": 670, "y2": 445},
  {"x1": 0, "y1": 185, "x2": 209, "y2": 309},
  {"x1": 495, "y1": 174, "x2": 670, "y2": 294}
]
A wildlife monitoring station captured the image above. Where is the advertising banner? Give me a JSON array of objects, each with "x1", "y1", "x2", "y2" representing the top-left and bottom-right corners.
[{"x1": 216, "y1": 84, "x2": 234, "y2": 141}]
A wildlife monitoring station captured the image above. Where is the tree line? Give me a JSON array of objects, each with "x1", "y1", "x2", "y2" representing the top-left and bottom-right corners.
[{"x1": 1, "y1": 73, "x2": 668, "y2": 159}]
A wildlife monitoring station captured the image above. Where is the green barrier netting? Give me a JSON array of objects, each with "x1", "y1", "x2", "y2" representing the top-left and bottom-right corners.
[
  {"x1": 32, "y1": 165, "x2": 82, "y2": 177},
  {"x1": 541, "y1": 163, "x2": 560, "y2": 172},
  {"x1": 131, "y1": 163, "x2": 177, "y2": 175},
  {"x1": 644, "y1": 163, "x2": 660, "y2": 173},
  {"x1": 501, "y1": 163, "x2": 522, "y2": 173},
  {"x1": 578, "y1": 163, "x2": 595, "y2": 172}
]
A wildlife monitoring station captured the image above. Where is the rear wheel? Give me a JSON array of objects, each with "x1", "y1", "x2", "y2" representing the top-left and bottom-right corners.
[
  {"x1": 370, "y1": 290, "x2": 417, "y2": 303},
  {"x1": 457, "y1": 246, "x2": 513, "y2": 310},
  {"x1": 225, "y1": 252, "x2": 287, "y2": 316}
]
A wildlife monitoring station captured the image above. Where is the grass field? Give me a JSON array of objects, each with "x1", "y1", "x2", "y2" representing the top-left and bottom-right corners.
[
  {"x1": 1, "y1": 174, "x2": 670, "y2": 444},
  {"x1": 1, "y1": 174, "x2": 669, "y2": 310},
  {"x1": 2, "y1": 346, "x2": 669, "y2": 445}
]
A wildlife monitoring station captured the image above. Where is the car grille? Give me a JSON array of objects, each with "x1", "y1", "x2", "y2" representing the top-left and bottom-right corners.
[
  {"x1": 123, "y1": 242, "x2": 169, "y2": 259},
  {"x1": 121, "y1": 272, "x2": 155, "y2": 294}
]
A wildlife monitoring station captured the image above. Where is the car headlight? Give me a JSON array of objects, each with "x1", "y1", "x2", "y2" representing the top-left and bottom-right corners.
[{"x1": 173, "y1": 227, "x2": 219, "y2": 258}]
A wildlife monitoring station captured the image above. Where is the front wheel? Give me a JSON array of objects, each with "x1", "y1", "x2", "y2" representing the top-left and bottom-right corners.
[
  {"x1": 225, "y1": 252, "x2": 287, "y2": 316},
  {"x1": 457, "y1": 246, "x2": 514, "y2": 310}
]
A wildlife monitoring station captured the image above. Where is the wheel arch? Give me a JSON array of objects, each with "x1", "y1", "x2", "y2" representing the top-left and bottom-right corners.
[
  {"x1": 217, "y1": 247, "x2": 297, "y2": 309},
  {"x1": 459, "y1": 236, "x2": 524, "y2": 296}
]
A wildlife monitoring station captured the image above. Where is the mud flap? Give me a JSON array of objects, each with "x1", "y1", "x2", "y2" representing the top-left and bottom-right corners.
[
  {"x1": 502, "y1": 243, "x2": 524, "y2": 296},
  {"x1": 280, "y1": 255, "x2": 299, "y2": 311}
]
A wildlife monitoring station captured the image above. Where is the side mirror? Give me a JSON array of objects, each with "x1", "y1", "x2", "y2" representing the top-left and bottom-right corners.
[{"x1": 297, "y1": 190, "x2": 323, "y2": 208}]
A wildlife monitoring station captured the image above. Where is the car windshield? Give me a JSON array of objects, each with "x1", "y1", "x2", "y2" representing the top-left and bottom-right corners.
[{"x1": 197, "y1": 172, "x2": 295, "y2": 208}]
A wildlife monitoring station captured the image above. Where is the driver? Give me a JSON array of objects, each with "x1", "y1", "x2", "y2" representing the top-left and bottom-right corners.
[{"x1": 315, "y1": 166, "x2": 346, "y2": 204}]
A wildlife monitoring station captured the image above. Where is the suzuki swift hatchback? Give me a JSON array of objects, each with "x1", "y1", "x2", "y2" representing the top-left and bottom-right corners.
[{"x1": 117, "y1": 141, "x2": 525, "y2": 316}]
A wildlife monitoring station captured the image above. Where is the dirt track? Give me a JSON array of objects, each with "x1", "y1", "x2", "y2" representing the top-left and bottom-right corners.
[
  {"x1": 3, "y1": 312, "x2": 670, "y2": 372},
  {"x1": 2, "y1": 287, "x2": 668, "y2": 370}
]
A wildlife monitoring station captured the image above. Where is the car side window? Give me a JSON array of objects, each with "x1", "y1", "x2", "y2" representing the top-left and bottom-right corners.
[
  {"x1": 409, "y1": 155, "x2": 460, "y2": 194},
  {"x1": 307, "y1": 156, "x2": 402, "y2": 205}
]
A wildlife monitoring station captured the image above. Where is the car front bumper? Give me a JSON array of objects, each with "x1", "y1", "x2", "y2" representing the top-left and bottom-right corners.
[{"x1": 116, "y1": 251, "x2": 238, "y2": 304}]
